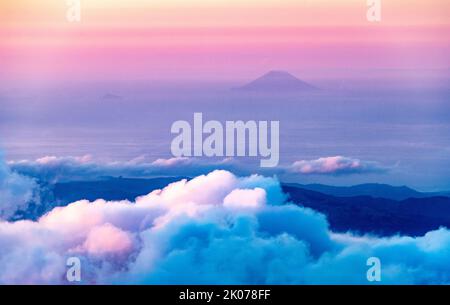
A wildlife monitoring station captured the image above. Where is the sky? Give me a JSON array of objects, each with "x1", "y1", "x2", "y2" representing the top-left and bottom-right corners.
[
  {"x1": 1, "y1": 0, "x2": 449, "y2": 83},
  {"x1": 0, "y1": 0, "x2": 449, "y2": 191}
]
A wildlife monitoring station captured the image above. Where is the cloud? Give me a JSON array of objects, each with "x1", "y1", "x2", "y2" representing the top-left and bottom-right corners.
[
  {"x1": 9, "y1": 155, "x2": 251, "y2": 182},
  {"x1": 81, "y1": 223, "x2": 134, "y2": 257},
  {"x1": 0, "y1": 152, "x2": 39, "y2": 219},
  {"x1": 290, "y1": 156, "x2": 386, "y2": 175},
  {"x1": 0, "y1": 170, "x2": 449, "y2": 284},
  {"x1": 9, "y1": 155, "x2": 388, "y2": 186},
  {"x1": 223, "y1": 188, "x2": 266, "y2": 210}
]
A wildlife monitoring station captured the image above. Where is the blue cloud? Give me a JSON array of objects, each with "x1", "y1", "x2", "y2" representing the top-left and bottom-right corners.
[{"x1": 0, "y1": 152, "x2": 39, "y2": 219}]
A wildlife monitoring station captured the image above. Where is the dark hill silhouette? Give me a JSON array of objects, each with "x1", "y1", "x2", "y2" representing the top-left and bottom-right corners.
[
  {"x1": 283, "y1": 185, "x2": 450, "y2": 236},
  {"x1": 282, "y1": 183, "x2": 446, "y2": 201}
]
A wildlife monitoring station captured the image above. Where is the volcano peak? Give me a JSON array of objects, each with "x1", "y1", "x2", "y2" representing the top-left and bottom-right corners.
[{"x1": 237, "y1": 71, "x2": 318, "y2": 92}]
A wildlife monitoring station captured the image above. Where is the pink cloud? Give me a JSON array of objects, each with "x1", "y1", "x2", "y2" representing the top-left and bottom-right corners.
[
  {"x1": 290, "y1": 156, "x2": 386, "y2": 175},
  {"x1": 82, "y1": 223, "x2": 134, "y2": 256}
]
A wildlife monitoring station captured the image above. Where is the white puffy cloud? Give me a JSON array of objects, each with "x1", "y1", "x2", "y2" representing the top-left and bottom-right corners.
[
  {"x1": 0, "y1": 170, "x2": 449, "y2": 284},
  {"x1": 223, "y1": 188, "x2": 266, "y2": 210}
]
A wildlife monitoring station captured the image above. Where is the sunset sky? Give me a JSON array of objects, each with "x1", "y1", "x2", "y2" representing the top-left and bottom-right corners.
[
  {"x1": 1, "y1": 3, "x2": 450, "y2": 286},
  {"x1": 1, "y1": 0, "x2": 449, "y2": 83}
]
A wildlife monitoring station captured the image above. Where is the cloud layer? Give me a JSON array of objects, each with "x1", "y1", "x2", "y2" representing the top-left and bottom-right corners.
[
  {"x1": 0, "y1": 170, "x2": 449, "y2": 284},
  {"x1": 0, "y1": 153, "x2": 39, "y2": 219},
  {"x1": 9, "y1": 155, "x2": 387, "y2": 184},
  {"x1": 290, "y1": 156, "x2": 386, "y2": 175},
  {"x1": 9, "y1": 155, "x2": 246, "y2": 182}
]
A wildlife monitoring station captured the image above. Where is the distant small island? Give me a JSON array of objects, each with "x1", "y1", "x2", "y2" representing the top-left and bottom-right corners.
[{"x1": 102, "y1": 93, "x2": 123, "y2": 100}]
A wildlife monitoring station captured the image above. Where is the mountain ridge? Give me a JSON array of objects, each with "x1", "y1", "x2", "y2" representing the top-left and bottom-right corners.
[{"x1": 282, "y1": 182, "x2": 447, "y2": 201}]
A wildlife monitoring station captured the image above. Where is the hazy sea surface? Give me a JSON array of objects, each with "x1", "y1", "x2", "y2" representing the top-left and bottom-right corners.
[{"x1": 1, "y1": 83, "x2": 449, "y2": 190}]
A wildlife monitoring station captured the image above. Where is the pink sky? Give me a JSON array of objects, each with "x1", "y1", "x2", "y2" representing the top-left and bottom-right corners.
[{"x1": 1, "y1": 0, "x2": 449, "y2": 83}]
